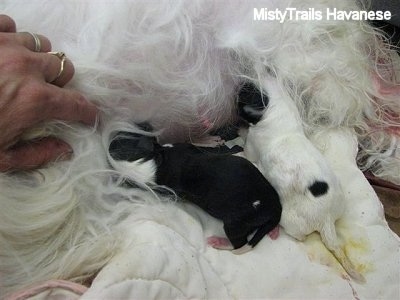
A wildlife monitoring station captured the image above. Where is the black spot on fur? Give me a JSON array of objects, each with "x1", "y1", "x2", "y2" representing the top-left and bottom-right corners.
[{"x1": 308, "y1": 181, "x2": 329, "y2": 197}]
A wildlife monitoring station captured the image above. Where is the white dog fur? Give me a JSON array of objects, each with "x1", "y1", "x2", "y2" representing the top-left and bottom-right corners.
[
  {"x1": 244, "y1": 75, "x2": 364, "y2": 282},
  {"x1": 0, "y1": 0, "x2": 399, "y2": 295}
]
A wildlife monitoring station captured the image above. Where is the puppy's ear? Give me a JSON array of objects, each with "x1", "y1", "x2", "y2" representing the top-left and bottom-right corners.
[
  {"x1": 109, "y1": 132, "x2": 156, "y2": 162},
  {"x1": 308, "y1": 181, "x2": 329, "y2": 197},
  {"x1": 237, "y1": 83, "x2": 268, "y2": 124}
]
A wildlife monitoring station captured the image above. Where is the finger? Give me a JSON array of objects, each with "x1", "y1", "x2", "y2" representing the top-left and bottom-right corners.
[
  {"x1": 16, "y1": 31, "x2": 52, "y2": 52},
  {"x1": 0, "y1": 15, "x2": 16, "y2": 32},
  {"x1": 42, "y1": 85, "x2": 99, "y2": 126},
  {"x1": 0, "y1": 137, "x2": 72, "y2": 172},
  {"x1": 38, "y1": 52, "x2": 75, "y2": 86}
]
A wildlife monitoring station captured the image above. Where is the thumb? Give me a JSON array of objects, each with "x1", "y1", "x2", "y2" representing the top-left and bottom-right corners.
[{"x1": 0, "y1": 137, "x2": 72, "y2": 172}]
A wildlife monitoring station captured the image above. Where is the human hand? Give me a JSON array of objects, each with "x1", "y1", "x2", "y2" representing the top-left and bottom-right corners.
[{"x1": 0, "y1": 15, "x2": 98, "y2": 172}]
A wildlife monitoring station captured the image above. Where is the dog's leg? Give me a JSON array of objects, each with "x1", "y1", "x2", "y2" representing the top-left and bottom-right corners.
[
  {"x1": 221, "y1": 221, "x2": 252, "y2": 251},
  {"x1": 207, "y1": 236, "x2": 234, "y2": 250},
  {"x1": 267, "y1": 226, "x2": 280, "y2": 240},
  {"x1": 207, "y1": 237, "x2": 253, "y2": 255},
  {"x1": 208, "y1": 225, "x2": 280, "y2": 255},
  {"x1": 207, "y1": 221, "x2": 248, "y2": 251},
  {"x1": 320, "y1": 222, "x2": 365, "y2": 283},
  {"x1": 247, "y1": 224, "x2": 280, "y2": 248}
]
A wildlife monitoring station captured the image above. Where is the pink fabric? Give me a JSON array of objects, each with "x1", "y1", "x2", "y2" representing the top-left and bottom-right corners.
[
  {"x1": 5, "y1": 280, "x2": 87, "y2": 300},
  {"x1": 371, "y1": 73, "x2": 400, "y2": 136},
  {"x1": 364, "y1": 171, "x2": 400, "y2": 192}
]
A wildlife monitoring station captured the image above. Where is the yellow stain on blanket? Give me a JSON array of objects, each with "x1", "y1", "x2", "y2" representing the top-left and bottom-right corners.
[
  {"x1": 342, "y1": 236, "x2": 373, "y2": 275},
  {"x1": 302, "y1": 224, "x2": 373, "y2": 278}
]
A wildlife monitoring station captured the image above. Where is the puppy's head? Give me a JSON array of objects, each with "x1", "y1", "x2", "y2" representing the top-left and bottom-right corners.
[
  {"x1": 225, "y1": 191, "x2": 282, "y2": 249},
  {"x1": 109, "y1": 124, "x2": 158, "y2": 163},
  {"x1": 237, "y1": 83, "x2": 268, "y2": 125}
]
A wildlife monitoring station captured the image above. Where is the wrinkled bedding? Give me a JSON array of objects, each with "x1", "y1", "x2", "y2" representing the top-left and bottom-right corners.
[
  {"x1": 76, "y1": 129, "x2": 397, "y2": 299},
  {"x1": 5, "y1": 131, "x2": 399, "y2": 299}
]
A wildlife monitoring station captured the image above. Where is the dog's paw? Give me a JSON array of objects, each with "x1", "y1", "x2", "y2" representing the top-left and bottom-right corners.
[
  {"x1": 268, "y1": 226, "x2": 280, "y2": 240},
  {"x1": 207, "y1": 236, "x2": 233, "y2": 250}
]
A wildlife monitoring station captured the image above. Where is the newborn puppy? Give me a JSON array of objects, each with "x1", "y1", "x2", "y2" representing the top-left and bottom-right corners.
[
  {"x1": 109, "y1": 134, "x2": 282, "y2": 253},
  {"x1": 155, "y1": 143, "x2": 282, "y2": 252},
  {"x1": 240, "y1": 76, "x2": 365, "y2": 282}
]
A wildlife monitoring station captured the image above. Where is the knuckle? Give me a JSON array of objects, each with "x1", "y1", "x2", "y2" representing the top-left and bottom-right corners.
[
  {"x1": 0, "y1": 33, "x2": 11, "y2": 44},
  {"x1": 65, "y1": 90, "x2": 85, "y2": 110},
  {"x1": 73, "y1": 92, "x2": 87, "y2": 105},
  {"x1": 18, "y1": 81, "x2": 49, "y2": 117},
  {"x1": 1, "y1": 51, "x2": 35, "y2": 73},
  {"x1": 20, "y1": 81, "x2": 46, "y2": 102},
  {"x1": 71, "y1": 94, "x2": 84, "y2": 114},
  {"x1": 14, "y1": 54, "x2": 35, "y2": 71}
]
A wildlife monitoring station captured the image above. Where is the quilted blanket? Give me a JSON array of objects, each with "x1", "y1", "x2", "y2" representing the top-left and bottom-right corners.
[{"x1": 8, "y1": 130, "x2": 398, "y2": 300}]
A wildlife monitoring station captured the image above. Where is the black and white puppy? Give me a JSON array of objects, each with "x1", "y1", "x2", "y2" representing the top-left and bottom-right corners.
[{"x1": 109, "y1": 132, "x2": 282, "y2": 254}]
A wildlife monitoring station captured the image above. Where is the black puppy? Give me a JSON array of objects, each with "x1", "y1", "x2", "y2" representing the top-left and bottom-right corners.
[{"x1": 109, "y1": 132, "x2": 282, "y2": 252}]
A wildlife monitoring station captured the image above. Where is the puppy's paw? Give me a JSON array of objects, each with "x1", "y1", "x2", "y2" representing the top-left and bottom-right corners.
[
  {"x1": 207, "y1": 236, "x2": 233, "y2": 250},
  {"x1": 268, "y1": 226, "x2": 280, "y2": 240}
]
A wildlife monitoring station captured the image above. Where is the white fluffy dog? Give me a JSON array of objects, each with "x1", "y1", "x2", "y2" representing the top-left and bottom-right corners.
[
  {"x1": 0, "y1": 0, "x2": 399, "y2": 295},
  {"x1": 244, "y1": 75, "x2": 364, "y2": 282}
]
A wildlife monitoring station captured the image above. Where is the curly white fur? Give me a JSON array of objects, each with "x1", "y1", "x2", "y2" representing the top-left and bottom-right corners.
[{"x1": 0, "y1": 0, "x2": 398, "y2": 295}]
